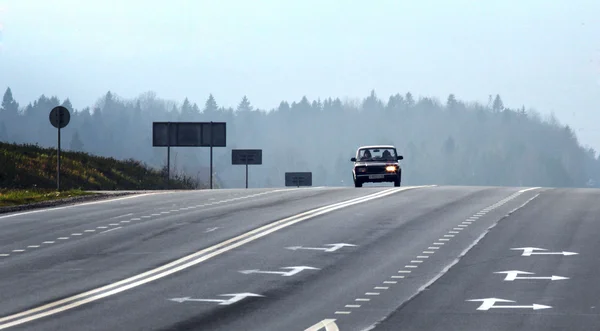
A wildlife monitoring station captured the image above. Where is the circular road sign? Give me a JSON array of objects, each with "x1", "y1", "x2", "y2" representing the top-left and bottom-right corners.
[{"x1": 49, "y1": 106, "x2": 71, "y2": 129}]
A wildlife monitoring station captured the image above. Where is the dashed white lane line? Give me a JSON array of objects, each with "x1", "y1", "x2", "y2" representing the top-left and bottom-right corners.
[
  {"x1": 345, "y1": 305, "x2": 361, "y2": 308},
  {"x1": 398, "y1": 270, "x2": 412, "y2": 273},
  {"x1": 131, "y1": 218, "x2": 141, "y2": 221},
  {"x1": 12, "y1": 250, "x2": 25, "y2": 253},
  {"x1": 365, "y1": 292, "x2": 380, "y2": 296},
  {"x1": 170, "y1": 210, "x2": 179, "y2": 212},
  {"x1": 374, "y1": 287, "x2": 389, "y2": 290},
  {"x1": 43, "y1": 241, "x2": 54, "y2": 244},
  {"x1": 392, "y1": 276, "x2": 405, "y2": 279},
  {"x1": 444, "y1": 234, "x2": 454, "y2": 237},
  {"x1": 355, "y1": 298, "x2": 370, "y2": 302},
  {"x1": 0, "y1": 254, "x2": 9, "y2": 257},
  {"x1": 84, "y1": 230, "x2": 95, "y2": 233},
  {"x1": 383, "y1": 281, "x2": 397, "y2": 284},
  {"x1": 97, "y1": 226, "x2": 108, "y2": 229},
  {"x1": 151, "y1": 214, "x2": 161, "y2": 216},
  {"x1": 27, "y1": 245, "x2": 40, "y2": 248},
  {"x1": 57, "y1": 237, "x2": 69, "y2": 240},
  {"x1": 433, "y1": 242, "x2": 445, "y2": 245},
  {"x1": 120, "y1": 221, "x2": 130, "y2": 223},
  {"x1": 449, "y1": 231, "x2": 460, "y2": 234},
  {"x1": 100, "y1": 227, "x2": 122, "y2": 234},
  {"x1": 416, "y1": 256, "x2": 429, "y2": 259},
  {"x1": 457, "y1": 224, "x2": 468, "y2": 227},
  {"x1": 108, "y1": 223, "x2": 119, "y2": 226},
  {"x1": 141, "y1": 216, "x2": 151, "y2": 219},
  {"x1": 110, "y1": 213, "x2": 133, "y2": 219},
  {"x1": 428, "y1": 247, "x2": 440, "y2": 250},
  {"x1": 160, "y1": 212, "x2": 170, "y2": 214},
  {"x1": 404, "y1": 265, "x2": 418, "y2": 268},
  {"x1": 439, "y1": 239, "x2": 450, "y2": 242},
  {"x1": 71, "y1": 233, "x2": 82, "y2": 236},
  {"x1": 410, "y1": 260, "x2": 423, "y2": 263},
  {"x1": 335, "y1": 311, "x2": 351, "y2": 315},
  {"x1": 423, "y1": 250, "x2": 436, "y2": 253},
  {"x1": 453, "y1": 228, "x2": 464, "y2": 231}
]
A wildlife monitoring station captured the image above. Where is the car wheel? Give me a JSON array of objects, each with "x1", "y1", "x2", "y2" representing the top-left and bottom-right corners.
[
  {"x1": 394, "y1": 178, "x2": 401, "y2": 187},
  {"x1": 354, "y1": 180, "x2": 363, "y2": 188}
]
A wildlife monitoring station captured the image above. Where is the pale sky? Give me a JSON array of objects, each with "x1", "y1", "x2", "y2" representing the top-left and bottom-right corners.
[{"x1": 1, "y1": 0, "x2": 599, "y2": 148}]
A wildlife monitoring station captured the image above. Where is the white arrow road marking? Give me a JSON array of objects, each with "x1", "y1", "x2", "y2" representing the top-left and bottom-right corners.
[
  {"x1": 305, "y1": 319, "x2": 339, "y2": 331},
  {"x1": 467, "y1": 298, "x2": 552, "y2": 310},
  {"x1": 494, "y1": 270, "x2": 569, "y2": 281},
  {"x1": 239, "y1": 266, "x2": 320, "y2": 277},
  {"x1": 511, "y1": 247, "x2": 579, "y2": 256},
  {"x1": 286, "y1": 243, "x2": 357, "y2": 252},
  {"x1": 169, "y1": 293, "x2": 263, "y2": 306}
]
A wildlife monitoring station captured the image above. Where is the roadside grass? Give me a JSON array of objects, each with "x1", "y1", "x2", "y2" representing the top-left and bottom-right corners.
[{"x1": 0, "y1": 189, "x2": 94, "y2": 207}]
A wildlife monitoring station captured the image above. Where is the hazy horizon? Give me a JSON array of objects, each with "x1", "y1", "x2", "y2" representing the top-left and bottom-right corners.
[{"x1": 1, "y1": 0, "x2": 599, "y2": 148}]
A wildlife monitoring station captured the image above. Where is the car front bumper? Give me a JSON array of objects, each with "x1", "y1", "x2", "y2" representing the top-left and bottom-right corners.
[{"x1": 355, "y1": 173, "x2": 399, "y2": 183}]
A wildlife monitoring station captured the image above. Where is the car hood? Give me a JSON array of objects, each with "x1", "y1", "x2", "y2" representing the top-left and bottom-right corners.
[{"x1": 354, "y1": 162, "x2": 399, "y2": 167}]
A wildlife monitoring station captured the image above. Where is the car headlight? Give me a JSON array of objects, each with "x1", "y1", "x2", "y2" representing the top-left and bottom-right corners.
[
  {"x1": 385, "y1": 165, "x2": 397, "y2": 172},
  {"x1": 357, "y1": 168, "x2": 367, "y2": 173}
]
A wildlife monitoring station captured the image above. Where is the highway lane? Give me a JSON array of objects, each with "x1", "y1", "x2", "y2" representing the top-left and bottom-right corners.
[
  {"x1": 0, "y1": 186, "x2": 401, "y2": 321},
  {"x1": 0, "y1": 185, "x2": 546, "y2": 330},
  {"x1": 373, "y1": 188, "x2": 600, "y2": 331}
]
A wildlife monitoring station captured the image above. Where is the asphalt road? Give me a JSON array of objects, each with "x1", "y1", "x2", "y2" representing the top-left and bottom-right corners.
[{"x1": 0, "y1": 185, "x2": 597, "y2": 330}]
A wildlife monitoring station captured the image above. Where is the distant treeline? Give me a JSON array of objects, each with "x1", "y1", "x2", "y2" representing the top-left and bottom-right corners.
[{"x1": 1, "y1": 87, "x2": 598, "y2": 188}]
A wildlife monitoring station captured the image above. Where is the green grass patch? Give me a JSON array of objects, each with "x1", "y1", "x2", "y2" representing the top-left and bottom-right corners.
[
  {"x1": 0, "y1": 142, "x2": 199, "y2": 191},
  {"x1": 0, "y1": 189, "x2": 93, "y2": 207}
]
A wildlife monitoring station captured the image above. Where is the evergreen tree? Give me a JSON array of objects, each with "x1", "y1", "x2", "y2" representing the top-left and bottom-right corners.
[
  {"x1": 237, "y1": 96, "x2": 253, "y2": 112},
  {"x1": 492, "y1": 94, "x2": 504, "y2": 112},
  {"x1": 204, "y1": 94, "x2": 218, "y2": 114},
  {"x1": 70, "y1": 130, "x2": 84, "y2": 151}
]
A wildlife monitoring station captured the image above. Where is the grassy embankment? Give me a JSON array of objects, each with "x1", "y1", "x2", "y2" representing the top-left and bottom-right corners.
[{"x1": 0, "y1": 142, "x2": 198, "y2": 206}]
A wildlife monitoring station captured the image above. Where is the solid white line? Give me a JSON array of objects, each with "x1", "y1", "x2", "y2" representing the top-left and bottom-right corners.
[
  {"x1": 100, "y1": 227, "x2": 122, "y2": 234},
  {"x1": 0, "y1": 194, "x2": 158, "y2": 220},
  {"x1": 0, "y1": 186, "x2": 429, "y2": 329},
  {"x1": 355, "y1": 298, "x2": 370, "y2": 302},
  {"x1": 27, "y1": 246, "x2": 40, "y2": 248},
  {"x1": 345, "y1": 305, "x2": 360, "y2": 308}
]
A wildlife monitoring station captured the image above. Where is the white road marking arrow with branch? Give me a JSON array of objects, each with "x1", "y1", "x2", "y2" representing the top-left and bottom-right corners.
[
  {"x1": 467, "y1": 298, "x2": 552, "y2": 311},
  {"x1": 169, "y1": 293, "x2": 263, "y2": 305},
  {"x1": 286, "y1": 243, "x2": 357, "y2": 252},
  {"x1": 511, "y1": 247, "x2": 578, "y2": 256},
  {"x1": 239, "y1": 266, "x2": 320, "y2": 277},
  {"x1": 494, "y1": 270, "x2": 569, "y2": 281},
  {"x1": 305, "y1": 319, "x2": 339, "y2": 331}
]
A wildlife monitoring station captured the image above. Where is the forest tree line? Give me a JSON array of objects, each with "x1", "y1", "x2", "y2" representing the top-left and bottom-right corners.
[{"x1": 1, "y1": 87, "x2": 598, "y2": 189}]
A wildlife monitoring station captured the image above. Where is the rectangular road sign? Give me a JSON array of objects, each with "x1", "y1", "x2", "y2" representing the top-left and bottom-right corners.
[
  {"x1": 232, "y1": 149, "x2": 263, "y2": 165},
  {"x1": 285, "y1": 172, "x2": 312, "y2": 187},
  {"x1": 152, "y1": 122, "x2": 226, "y2": 147}
]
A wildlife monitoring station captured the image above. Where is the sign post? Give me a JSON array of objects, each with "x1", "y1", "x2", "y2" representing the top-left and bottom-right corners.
[
  {"x1": 153, "y1": 122, "x2": 226, "y2": 189},
  {"x1": 285, "y1": 172, "x2": 312, "y2": 187},
  {"x1": 49, "y1": 106, "x2": 71, "y2": 191},
  {"x1": 232, "y1": 149, "x2": 263, "y2": 188}
]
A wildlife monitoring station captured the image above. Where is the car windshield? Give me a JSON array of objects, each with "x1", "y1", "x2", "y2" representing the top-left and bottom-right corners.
[{"x1": 358, "y1": 148, "x2": 397, "y2": 162}]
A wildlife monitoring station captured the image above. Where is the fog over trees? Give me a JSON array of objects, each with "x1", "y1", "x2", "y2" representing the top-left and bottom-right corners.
[{"x1": 1, "y1": 87, "x2": 598, "y2": 189}]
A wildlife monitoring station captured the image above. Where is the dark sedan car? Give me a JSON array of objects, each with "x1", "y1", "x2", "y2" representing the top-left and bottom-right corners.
[{"x1": 351, "y1": 145, "x2": 403, "y2": 187}]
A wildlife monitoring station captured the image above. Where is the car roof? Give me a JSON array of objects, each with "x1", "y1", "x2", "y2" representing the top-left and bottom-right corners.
[{"x1": 357, "y1": 145, "x2": 396, "y2": 150}]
